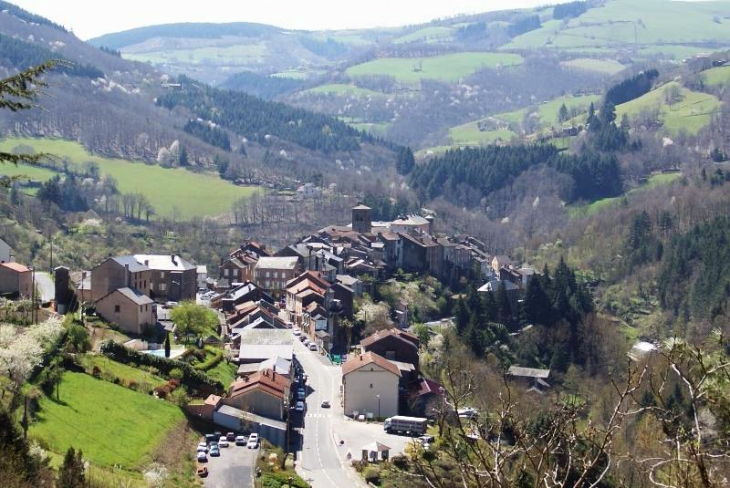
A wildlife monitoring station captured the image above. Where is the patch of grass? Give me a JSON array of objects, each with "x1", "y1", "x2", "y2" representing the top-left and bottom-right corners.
[
  {"x1": 206, "y1": 359, "x2": 238, "y2": 387},
  {"x1": 76, "y1": 354, "x2": 168, "y2": 388},
  {"x1": 30, "y1": 372, "x2": 185, "y2": 469},
  {"x1": 561, "y1": 58, "x2": 626, "y2": 75},
  {"x1": 702, "y1": 65, "x2": 730, "y2": 87},
  {"x1": 393, "y1": 26, "x2": 454, "y2": 44},
  {"x1": 350, "y1": 122, "x2": 389, "y2": 135},
  {"x1": 504, "y1": 0, "x2": 730, "y2": 51},
  {"x1": 306, "y1": 83, "x2": 385, "y2": 97},
  {"x1": 569, "y1": 172, "x2": 682, "y2": 218},
  {"x1": 615, "y1": 82, "x2": 721, "y2": 135},
  {"x1": 0, "y1": 138, "x2": 262, "y2": 218},
  {"x1": 449, "y1": 124, "x2": 516, "y2": 146},
  {"x1": 124, "y1": 43, "x2": 268, "y2": 66},
  {"x1": 346, "y1": 52, "x2": 523, "y2": 84}
]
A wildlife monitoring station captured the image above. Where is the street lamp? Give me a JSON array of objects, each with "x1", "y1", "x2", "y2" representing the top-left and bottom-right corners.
[{"x1": 376, "y1": 394, "x2": 381, "y2": 419}]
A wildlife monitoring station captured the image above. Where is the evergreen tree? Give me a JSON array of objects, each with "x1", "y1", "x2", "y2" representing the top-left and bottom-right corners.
[
  {"x1": 57, "y1": 447, "x2": 85, "y2": 488},
  {"x1": 396, "y1": 147, "x2": 415, "y2": 175},
  {"x1": 558, "y1": 103, "x2": 569, "y2": 123},
  {"x1": 164, "y1": 331, "x2": 171, "y2": 358},
  {"x1": 0, "y1": 408, "x2": 44, "y2": 486},
  {"x1": 523, "y1": 277, "x2": 553, "y2": 326}
]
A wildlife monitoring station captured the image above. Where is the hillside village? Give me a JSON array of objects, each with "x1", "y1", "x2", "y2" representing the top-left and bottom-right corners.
[{"x1": 0, "y1": 203, "x2": 545, "y2": 481}]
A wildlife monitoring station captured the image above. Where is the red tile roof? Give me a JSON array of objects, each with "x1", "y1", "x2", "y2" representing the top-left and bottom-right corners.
[
  {"x1": 360, "y1": 327, "x2": 420, "y2": 349},
  {"x1": 0, "y1": 262, "x2": 30, "y2": 273},
  {"x1": 341, "y1": 351, "x2": 401, "y2": 377},
  {"x1": 229, "y1": 368, "x2": 290, "y2": 400}
]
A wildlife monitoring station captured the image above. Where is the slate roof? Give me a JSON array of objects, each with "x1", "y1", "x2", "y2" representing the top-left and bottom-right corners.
[
  {"x1": 255, "y1": 257, "x2": 299, "y2": 270},
  {"x1": 507, "y1": 366, "x2": 550, "y2": 379},
  {"x1": 116, "y1": 287, "x2": 154, "y2": 306}
]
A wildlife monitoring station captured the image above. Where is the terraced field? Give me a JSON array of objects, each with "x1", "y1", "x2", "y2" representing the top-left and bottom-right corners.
[{"x1": 562, "y1": 58, "x2": 626, "y2": 75}]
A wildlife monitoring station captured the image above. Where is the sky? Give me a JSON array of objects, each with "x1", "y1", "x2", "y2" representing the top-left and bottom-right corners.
[{"x1": 10, "y1": 0, "x2": 552, "y2": 40}]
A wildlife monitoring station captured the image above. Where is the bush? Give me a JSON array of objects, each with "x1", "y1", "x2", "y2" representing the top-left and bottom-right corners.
[
  {"x1": 99, "y1": 340, "x2": 223, "y2": 392},
  {"x1": 363, "y1": 466, "x2": 381, "y2": 483},
  {"x1": 194, "y1": 347, "x2": 224, "y2": 372},
  {"x1": 91, "y1": 365, "x2": 101, "y2": 378},
  {"x1": 169, "y1": 368, "x2": 184, "y2": 380},
  {"x1": 260, "y1": 472, "x2": 308, "y2": 488}
]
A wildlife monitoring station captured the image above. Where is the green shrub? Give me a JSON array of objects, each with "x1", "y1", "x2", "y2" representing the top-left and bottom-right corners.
[{"x1": 363, "y1": 466, "x2": 381, "y2": 483}]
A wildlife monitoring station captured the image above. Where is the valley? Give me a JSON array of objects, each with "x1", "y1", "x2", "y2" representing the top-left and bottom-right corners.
[{"x1": 1, "y1": 0, "x2": 730, "y2": 487}]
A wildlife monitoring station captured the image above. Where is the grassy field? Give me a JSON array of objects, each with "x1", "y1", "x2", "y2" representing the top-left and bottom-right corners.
[
  {"x1": 503, "y1": 0, "x2": 730, "y2": 53},
  {"x1": 346, "y1": 52, "x2": 523, "y2": 84},
  {"x1": 615, "y1": 82, "x2": 721, "y2": 135},
  {"x1": 30, "y1": 372, "x2": 185, "y2": 469},
  {"x1": 206, "y1": 360, "x2": 238, "y2": 387},
  {"x1": 0, "y1": 138, "x2": 261, "y2": 218},
  {"x1": 569, "y1": 172, "x2": 682, "y2": 218},
  {"x1": 703, "y1": 65, "x2": 730, "y2": 87},
  {"x1": 305, "y1": 83, "x2": 385, "y2": 97},
  {"x1": 449, "y1": 124, "x2": 516, "y2": 146},
  {"x1": 76, "y1": 354, "x2": 169, "y2": 388},
  {"x1": 562, "y1": 58, "x2": 626, "y2": 75},
  {"x1": 350, "y1": 122, "x2": 389, "y2": 135},
  {"x1": 124, "y1": 43, "x2": 268, "y2": 65},
  {"x1": 393, "y1": 26, "x2": 454, "y2": 44}
]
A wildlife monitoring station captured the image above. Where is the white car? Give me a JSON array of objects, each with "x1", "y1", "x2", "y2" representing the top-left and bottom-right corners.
[
  {"x1": 293, "y1": 329, "x2": 301, "y2": 336},
  {"x1": 295, "y1": 401, "x2": 305, "y2": 412},
  {"x1": 247, "y1": 433, "x2": 259, "y2": 449},
  {"x1": 196, "y1": 452, "x2": 207, "y2": 462},
  {"x1": 235, "y1": 435, "x2": 247, "y2": 446},
  {"x1": 218, "y1": 437, "x2": 229, "y2": 447},
  {"x1": 196, "y1": 445, "x2": 208, "y2": 453},
  {"x1": 308, "y1": 343, "x2": 317, "y2": 351}
]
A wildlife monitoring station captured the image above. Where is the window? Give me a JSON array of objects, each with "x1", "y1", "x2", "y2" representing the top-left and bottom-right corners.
[
  {"x1": 160, "y1": 271, "x2": 164, "y2": 279},
  {"x1": 150, "y1": 282, "x2": 155, "y2": 290},
  {"x1": 160, "y1": 283, "x2": 167, "y2": 291},
  {"x1": 140, "y1": 306, "x2": 144, "y2": 312},
  {"x1": 370, "y1": 383, "x2": 373, "y2": 388},
  {"x1": 273, "y1": 271, "x2": 278, "y2": 279},
  {"x1": 266, "y1": 271, "x2": 270, "y2": 278},
  {"x1": 143, "y1": 280, "x2": 147, "y2": 289},
  {"x1": 224, "y1": 268, "x2": 229, "y2": 277},
  {"x1": 114, "y1": 305, "x2": 120, "y2": 313}
]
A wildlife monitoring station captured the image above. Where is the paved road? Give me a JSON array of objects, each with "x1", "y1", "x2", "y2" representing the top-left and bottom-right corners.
[
  {"x1": 202, "y1": 442, "x2": 256, "y2": 488},
  {"x1": 294, "y1": 340, "x2": 367, "y2": 488},
  {"x1": 35, "y1": 271, "x2": 55, "y2": 304}
]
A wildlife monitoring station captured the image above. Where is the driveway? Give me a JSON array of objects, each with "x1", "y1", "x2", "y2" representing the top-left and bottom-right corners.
[{"x1": 202, "y1": 443, "x2": 256, "y2": 488}]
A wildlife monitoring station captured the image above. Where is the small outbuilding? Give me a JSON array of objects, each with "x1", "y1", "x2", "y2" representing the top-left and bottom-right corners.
[{"x1": 361, "y1": 441, "x2": 391, "y2": 462}]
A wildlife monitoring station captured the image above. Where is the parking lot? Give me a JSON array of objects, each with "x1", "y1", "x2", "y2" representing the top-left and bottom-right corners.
[{"x1": 200, "y1": 438, "x2": 257, "y2": 488}]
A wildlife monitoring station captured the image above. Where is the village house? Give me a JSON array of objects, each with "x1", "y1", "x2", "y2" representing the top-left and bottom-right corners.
[
  {"x1": 360, "y1": 327, "x2": 421, "y2": 387},
  {"x1": 295, "y1": 183, "x2": 322, "y2": 200},
  {"x1": 0, "y1": 262, "x2": 32, "y2": 297},
  {"x1": 342, "y1": 351, "x2": 400, "y2": 419},
  {"x1": 507, "y1": 366, "x2": 551, "y2": 393},
  {"x1": 95, "y1": 287, "x2": 154, "y2": 335},
  {"x1": 0, "y1": 237, "x2": 13, "y2": 263},
  {"x1": 219, "y1": 241, "x2": 269, "y2": 286},
  {"x1": 90, "y1": 254, "x2": 197, "y2": 303},
  {"x1": 222, "y1": 369, "x2": 291, "y2": 421},
  {"x1": 253, "y1": 256, "x2": 299, "y2": 292}
]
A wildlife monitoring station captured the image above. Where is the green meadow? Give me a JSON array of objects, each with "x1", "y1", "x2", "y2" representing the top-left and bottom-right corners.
[
  {"x1": 346, "y1": 52, "x2": 523, "y2": 84},
  {"x1": 0, "y1": 138, "x2": 261, "y2": 218},
  {"x1": 30, "y1": 372, "x2": 184, "y2": 469}
]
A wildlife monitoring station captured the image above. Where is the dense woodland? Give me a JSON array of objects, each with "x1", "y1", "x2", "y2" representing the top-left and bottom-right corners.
[{"x1": 157, "y1": 77, "x2": 366, "y2": 153}]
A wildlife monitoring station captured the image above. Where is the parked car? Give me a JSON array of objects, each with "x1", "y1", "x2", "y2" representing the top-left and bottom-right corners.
[
  {"x1": 196, "y1": 452, "x2": 208, "y2": 462},
  {"x1": 205, "y1": 434, "x2": 216, "y2": 444},
  {"x1": 308, "y1": 342, "x2": 318, "y2": 351},
  {"x1": 295, "y1": 401, "x2": 305, "y2": 412},
  {"x1": 418, "y1": 435, "x2": 435, "y2": 445},
  {"x1": 321, "y1": 400, "x2": 331, "y2": 408},
  {"x1": 235, "y1": 435, "x2": 247, "y2": 446},
  {"x1": 226, "y1": 432, "x2": 236, "y2": 441},
  {"x1": 293, "y1": 329, "x2": 301, "y2": 336},
  {"x1": 297, "y1": 388, "x2": 306, "y2": 399},
  {"x1": 209, "y1": 445, "x2": 220, "y2": 457},
  {"x1": 457, "y1": 407, "x2": 478, "y2": 419},
  {"x1": 301, "y1": 374, "x2": 308, "y2": 383},
  {"x1": 218, "y1": 437, "x2": 229, "y2": 447},
  {"x1": 299, "y1": 335, "x2": 307, "y2": 342},
  {"x1": 197, "y1": 445, "x2": 208, "y2": 454},
  {"x1": 247, "y1": 433, "x2": 259, "y2": 449},
  {"x1": 196, "y1": 465, "x2": 209, "y2": 477}
]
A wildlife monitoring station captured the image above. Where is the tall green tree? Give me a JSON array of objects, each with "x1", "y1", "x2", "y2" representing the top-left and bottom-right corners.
[
  {"x1": 57, "y1": 447, "x2": 85, "y2": 488},
  {"x1": 170, "y1": 301, "x2": 219, "y2": 344}
]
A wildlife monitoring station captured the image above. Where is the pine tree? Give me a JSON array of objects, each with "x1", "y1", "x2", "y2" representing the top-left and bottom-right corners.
[
  {"x1": 558, "y1": 103, "x2": 569, "y2": 123},
  {"x1": 164, "y1": 331, "x2": 171, "y2": 358},
  {"x1": 57, "y1": 447, "x2": 85, "y2": 488},
  {"x1": 396, "y1": 147, "x2": 415, "y2": 175}
]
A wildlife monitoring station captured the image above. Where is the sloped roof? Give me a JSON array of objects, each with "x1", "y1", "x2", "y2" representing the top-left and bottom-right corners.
[
  {"x1": 507, "y1": 366, "x2": 550, "y2": 379},
  {"x1": 112, "y1": 255, "x2": 149, "y2": 273},
  {"x1": 255, "y1": 256, "x2": 299, "y2": 270},
  {"x1": 134, "y1": 254, "x2": 196, "y2": 271},
  {"x1": 360, "y1": 327, "x2": 419, "y2": 350},
  {"x1": 116, "y1": 287, "x2": 154, "y2": 306},
  {"x1": 416, "y1": 378, "x2": 443, "y2": 397},
  {"x1": 0, "y1": 262, "x2": 30, "y2": 273},
  {"x1": 229, "y1": 368, "x2": 290, "y2": 400},
  {"x1": 342, "y1": 351, "x2": 401, "y2": 377}
]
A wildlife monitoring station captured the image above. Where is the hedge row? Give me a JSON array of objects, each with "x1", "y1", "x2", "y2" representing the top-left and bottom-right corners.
[
  {"x1": 99, "y1": 340, "x2": 223, "y2": 393},
  {"x1": 194, "y1": 346, "x2": 224, "y2": 372}
]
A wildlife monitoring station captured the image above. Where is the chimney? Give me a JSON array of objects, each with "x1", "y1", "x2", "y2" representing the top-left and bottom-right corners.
[
  {"x1": 273, "y1": 371, "x2": 276, "y2": 381},
  {"x1": 124, "y1": 264, "x2": 130, "y2": 288},
  {"x1": 171, "y1": 254, "x2": 178, "y2": 266},
  {"x1": 359, "y1": 354, "x2": 363, "y2": 361},
  {"x1": 244, "y1": 374, "x2": 250, "y2": 383}
]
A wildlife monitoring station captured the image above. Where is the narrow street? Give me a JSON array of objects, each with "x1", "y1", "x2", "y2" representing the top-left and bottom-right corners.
[{"x1": 293, "y1": 340, "x2": 367, "y2": 488}]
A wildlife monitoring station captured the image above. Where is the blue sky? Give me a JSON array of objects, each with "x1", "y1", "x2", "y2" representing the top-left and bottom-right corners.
[{"x1": 11, "y1": 0, "x2": 553, "y2": 39}]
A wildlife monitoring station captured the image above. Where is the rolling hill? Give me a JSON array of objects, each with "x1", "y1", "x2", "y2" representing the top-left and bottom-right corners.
[{"x1": 0, "y1": 2, "x2": 402, "y2": 219}]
